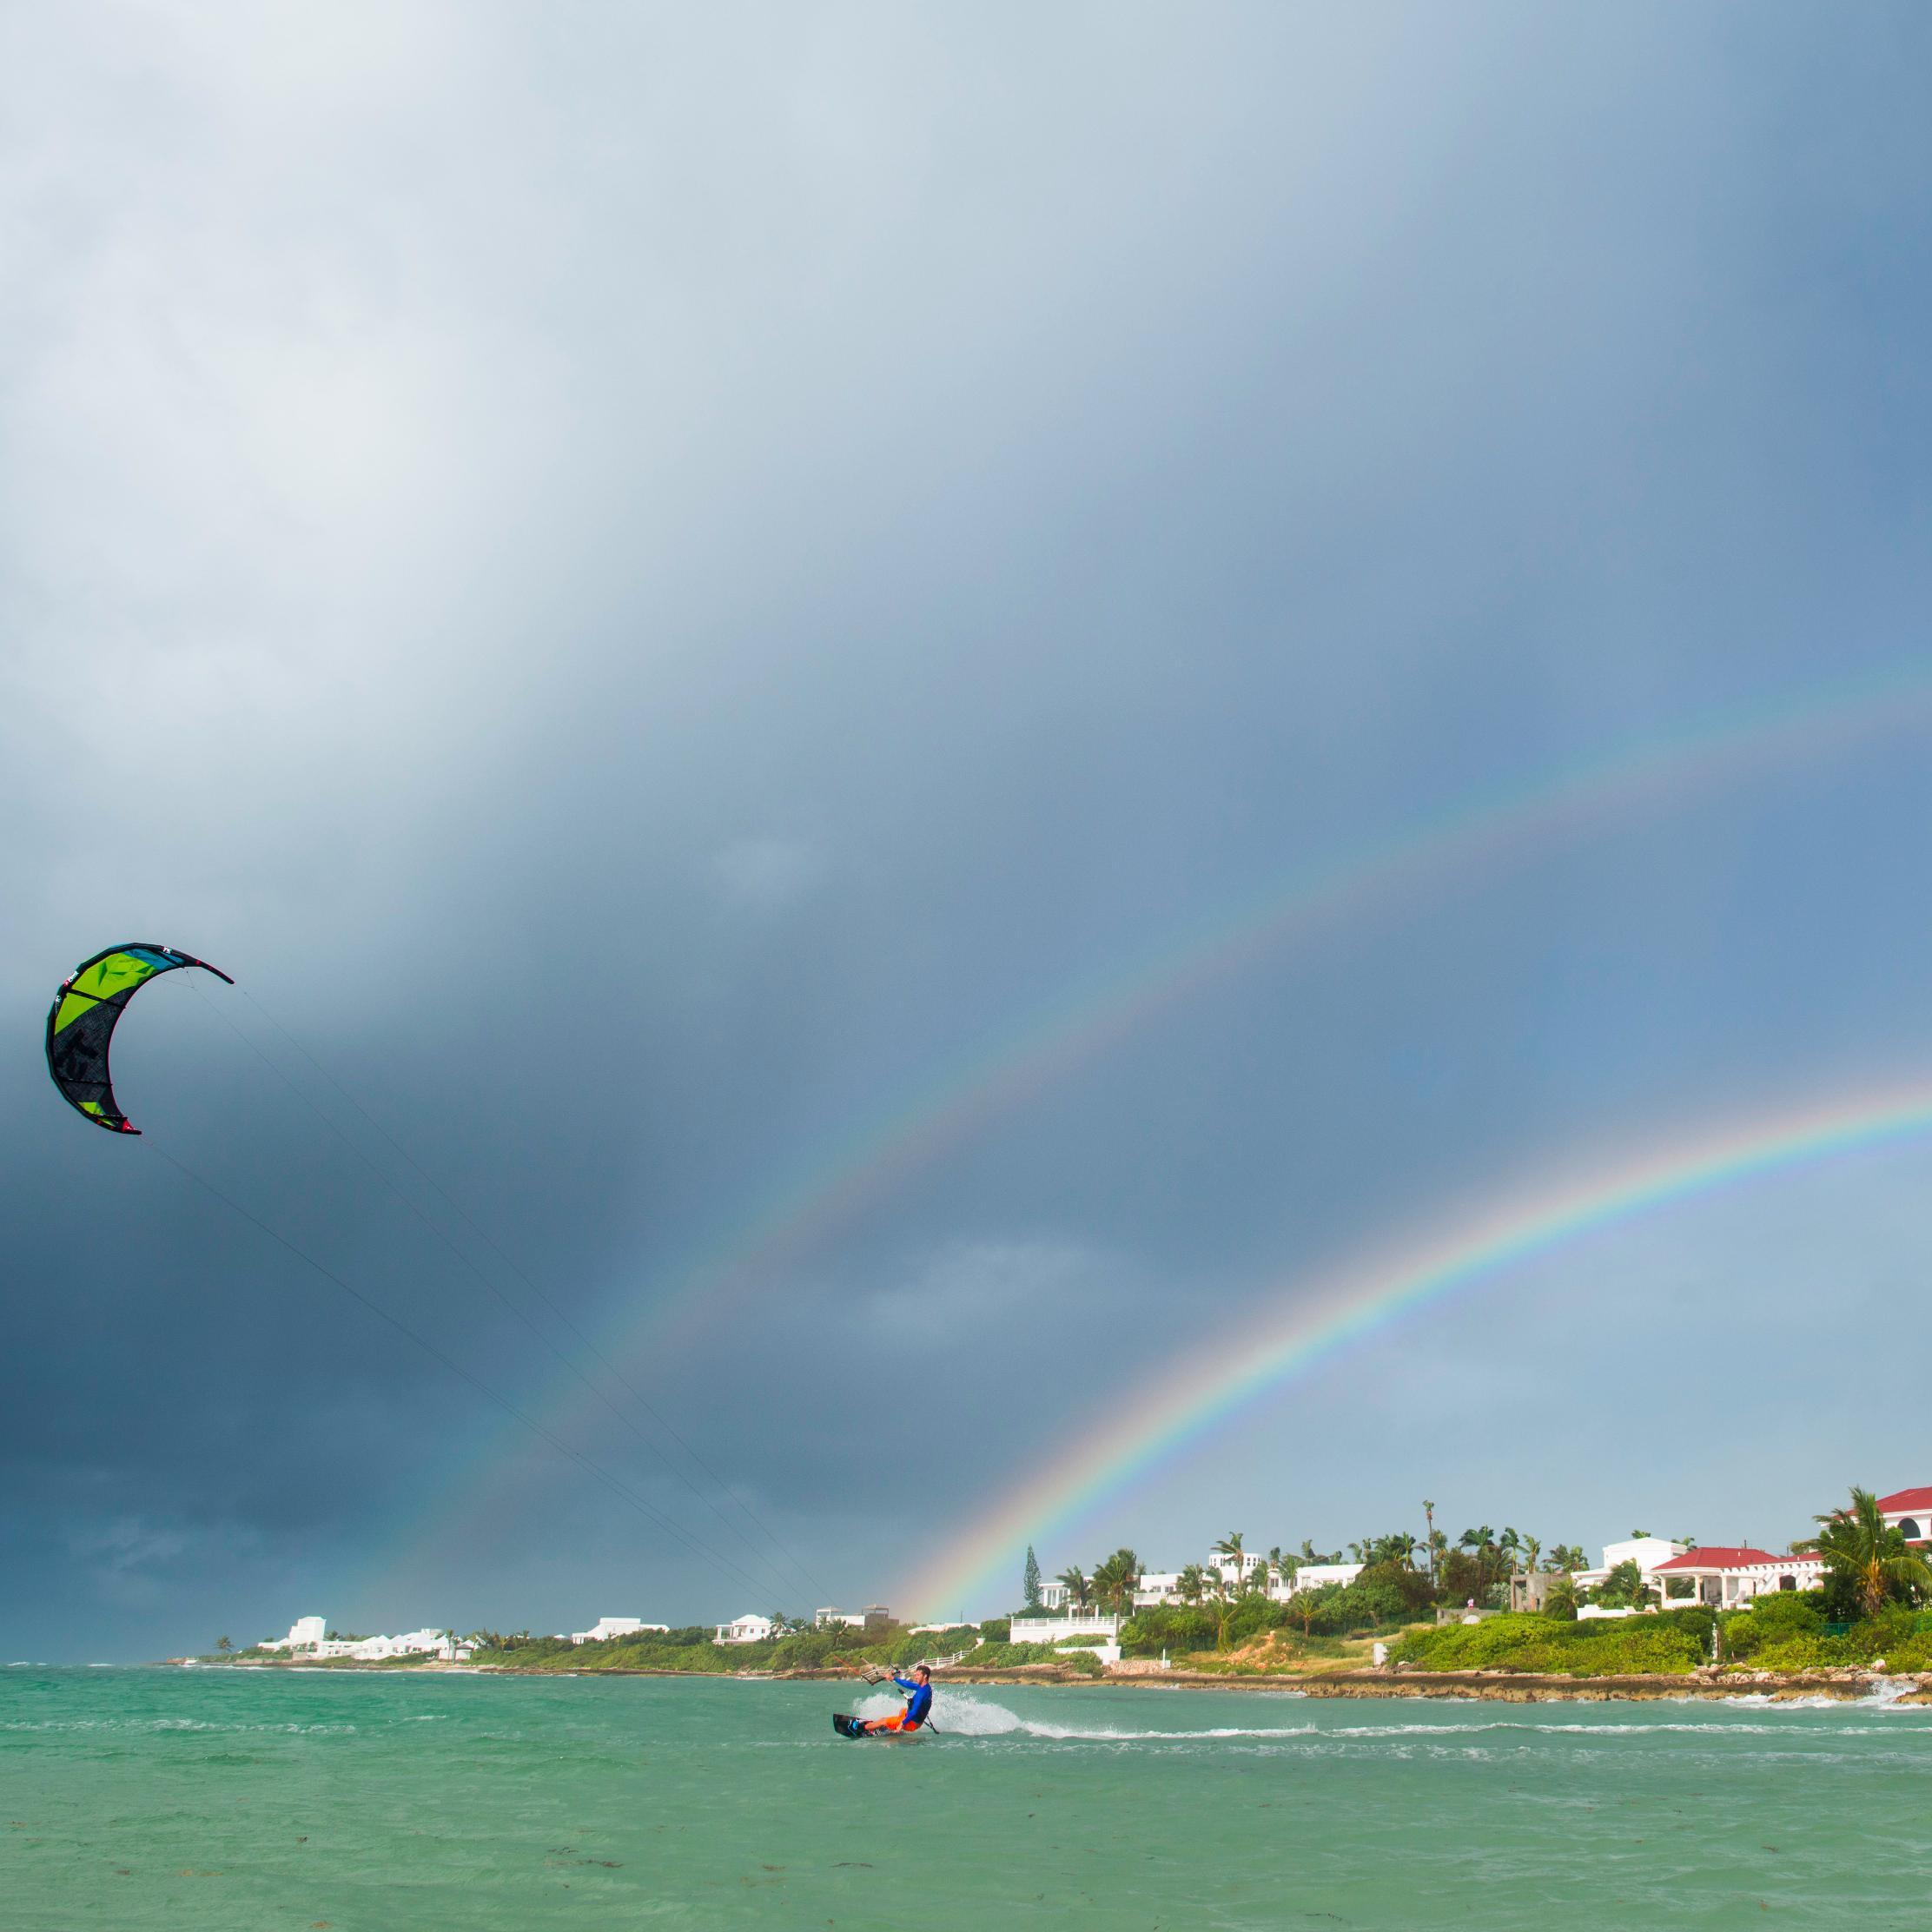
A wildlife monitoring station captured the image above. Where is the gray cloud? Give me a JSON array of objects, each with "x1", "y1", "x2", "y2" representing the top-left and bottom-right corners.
[{"x1": 6, "y1": 3, "x2": 1932, "y2": 1657}]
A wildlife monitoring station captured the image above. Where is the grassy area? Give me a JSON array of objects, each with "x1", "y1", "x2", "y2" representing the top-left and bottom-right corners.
[
  {"x1": 1391, "y1": 1596, "x2": 1932, "y2": 1677},
  {"x1": 1391, "y1": 1610, "x2": 1713, "y2": 1676}
]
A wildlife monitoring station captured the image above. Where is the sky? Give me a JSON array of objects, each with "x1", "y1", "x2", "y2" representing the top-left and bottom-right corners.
[{"x1": 4, "y1": 2, "x2": 1931, "y2": 1661}]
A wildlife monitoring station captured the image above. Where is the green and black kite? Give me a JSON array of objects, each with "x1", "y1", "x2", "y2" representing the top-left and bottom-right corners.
[{"x1": 45, "y1": 943, "x2": 233, "y2": 1134}]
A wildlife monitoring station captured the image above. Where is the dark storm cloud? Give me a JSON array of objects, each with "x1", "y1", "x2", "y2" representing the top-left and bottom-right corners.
[{"x1": 6, "y1": 3, "x2": 1932, "y2": 1657}]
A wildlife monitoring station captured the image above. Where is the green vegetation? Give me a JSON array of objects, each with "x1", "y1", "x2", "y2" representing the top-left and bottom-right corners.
[
  {"x1": 1717, "y1": 1591, "x2": 1932, "y2": 1673},
  {"x1": 1392, "y1": 1609, "x2": 1714, "y2": 1676},
  {"x1": 1798, "y1": 1487, "x2": 1932, "y2": 1620}
]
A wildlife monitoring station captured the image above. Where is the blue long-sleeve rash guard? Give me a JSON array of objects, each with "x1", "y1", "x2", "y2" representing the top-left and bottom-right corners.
[{"x1": 892, "y1": 1674, "x2": 933, "y2": 1725}]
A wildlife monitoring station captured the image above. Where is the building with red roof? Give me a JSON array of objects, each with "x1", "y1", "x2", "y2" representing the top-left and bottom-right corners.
[
  {"x1": 1877, "y1": 1488, "x2": 1932, "y2": 1545},
  {"x1": 1651, "y1": 1545, "x2": 1825, "y2": 1608}
]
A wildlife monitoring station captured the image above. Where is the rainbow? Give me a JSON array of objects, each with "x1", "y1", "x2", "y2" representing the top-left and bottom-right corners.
[
  {"x1": 893, "y1": 1079, "x2": 1932, "y2": 1617},
  {"x1": 411, "y1": 665, "x2": 1932, "y2": 1574},
  {"x1": 594, "y1": 665, "x2": 1932, "y2": 1373}
]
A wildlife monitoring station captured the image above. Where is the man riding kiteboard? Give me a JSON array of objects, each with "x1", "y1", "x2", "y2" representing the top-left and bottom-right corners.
[{"x1": 857, "y1": 1664, "x2": 932, "y2": 1735}]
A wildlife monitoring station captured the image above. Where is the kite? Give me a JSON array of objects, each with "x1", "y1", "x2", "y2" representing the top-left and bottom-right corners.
[{"x1": 45, "y1": 943, "x2": 233, "y2": 1134}]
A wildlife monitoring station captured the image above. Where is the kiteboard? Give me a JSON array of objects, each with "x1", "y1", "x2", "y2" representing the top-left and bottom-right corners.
[{"x1": 832, "y1": 1713, "x2": 931, "y2": 1741}]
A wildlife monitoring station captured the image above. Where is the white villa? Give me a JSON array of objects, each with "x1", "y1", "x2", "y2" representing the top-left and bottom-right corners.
[
  {"x1": 260, "y1": 1616, "x2": 327, "y2": 1652},
  {"x1": 1880, "y1": 1485, "x2": 1932, "y2": 1545},
  {"x1": 714, "y1": 1613, "x2": 777, "y2": 1645},
  {"x1": 1009, "y1": 1610, "x2": 1123, "y2": 1664},
  {"x1": 572, "y1": 1617, "x2": 668, "y2": 1645},
  {"x1": 1035, "y1": 1551, "x2": 1363, "y2": 1615},
  {"x1": 813, "y1": 1605, "x2": 892, "y2": 1631},
  {"x1": 257, "y1": 1618, "x2": 468, "y2": 1662},
  {"x1": 1572, "y1": 1538, "x2": 1689, "y2": 1598},
  {"x1": 1651, "y1": 1546, "x2": 1826, "y2": 1607}
]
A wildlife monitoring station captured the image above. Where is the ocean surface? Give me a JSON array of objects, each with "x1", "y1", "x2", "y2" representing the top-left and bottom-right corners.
[{"x1": 3, "y1": 1665, "x2": 1929, "y2": 1929}]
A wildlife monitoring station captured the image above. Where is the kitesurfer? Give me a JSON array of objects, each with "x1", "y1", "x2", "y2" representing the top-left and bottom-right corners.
[{"x1": 863, "y1": 1663, "x2": 932, "y2": 1734}]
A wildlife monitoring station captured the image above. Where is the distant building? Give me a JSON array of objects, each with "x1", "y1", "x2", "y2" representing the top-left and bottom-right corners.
[
  {"x1": 714, "y1": 1613, "x2": 777, "y2": 1645},
  {"x1": 1507, "y1": 1571, "x2": 1565, "y2": 1613},
  {"x1": 572, "y1": 1618, "x2": 668, "y2": 1645},
  {"x1": 311, "y1": 1628, "x2": 456, "y2": 1662},
  {"x1": 1268, "y1": 1563, "x2": 1363, "y2": 1601},
  {"x1": 260, "y1": 1616, "x2": 327, "y2": 1653},
  {"x1": 815, "y1": 1606, "x2": 867, "y2": 1629},
  {"x1": 1878, "y1": 1485, "x2": 1932, "y2": 1546},
  {"x1": 1571, "y1": 1538, "x2": 1689, "y2": 1597},
  {"x1": 1109, "y1": 1552, "x2": 1364, "y2": 1611},
  {"x1": 1009, "y1": 1611, "x2": 1121, "y2": 1662},
  {"x1": 1651, "y1": 1547, "x2": 1826, "y2": 1609},
  {"x1": 1010, "y1": 1611, "x2": 1120, "y2": 1644}
]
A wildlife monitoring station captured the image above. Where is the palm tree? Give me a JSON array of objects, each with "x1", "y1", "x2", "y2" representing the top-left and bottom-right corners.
[
  {"x1": 1177, "y1": 1563, "x2": 1208, "y2": 1607},
  {"x1": 1422, "y1": 1500, "x2": 1437, "y2": 1578},
  {"x1": 1548, "y1": 1543, "x2": 1586, "y2": 1575},
  {"x1": 1212, "y1": 1530, "x2": 1246, "y2": 1588},
  {"x1": 1056, "y1": 1565, "x2": 1093, "y2": 1613},
  {"x1": 215, "y1": 1636, "x2": 231, "y2": 1653},
  {"x1": 1543, "y1": 1575, "x2": 1580, "y2": 1620},
  {"x1": 1267, "y1": 1546, "x2": 1299, "y2": 1595},
  {"x1": 1522, "y1": 1536, "x2": 1543, "y2": 1578},
  {"x1": 1797, "y1": 1487, "x2": 1932, "y2": 1620},
  {"x1": 1092, "y1": 1548, "x2": 1141, "y2": 1616}
]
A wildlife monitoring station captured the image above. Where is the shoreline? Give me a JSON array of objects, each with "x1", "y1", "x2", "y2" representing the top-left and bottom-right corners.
[{"x1": 163, "y1": 1657, "x2": 1931, "y2": 1703}]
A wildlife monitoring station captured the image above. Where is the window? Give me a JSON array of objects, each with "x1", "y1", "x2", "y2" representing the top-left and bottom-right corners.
[{"x1": 1899, "y1": 1518, "x2": 1922, "y2": 1540}]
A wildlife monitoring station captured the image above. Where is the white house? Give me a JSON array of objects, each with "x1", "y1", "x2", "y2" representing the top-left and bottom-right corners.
[
  {"x1": 312, "y1": 1628, "x2": 459, "y2": 1662},
  {"x1": 714, "y1": 1613, "x2": 777, "y2": 1645},
  {"x1": 260, "y1": 1615, "x2": 327, "y2": 1652},
  {"x1": 1211, "y1": 1549, "x2": 1269, "y2": 1590},
  {"x1": 1572, "y1": 1538, "x2": 1689, "y2": 1595},
  {"x1": 1879, "y1": 1485, "x2": 1932, "y2": 1546},
  {"x1": 1651, "y1": 1547, "x2": 1827, "y2": 1608},
  {"x1": 1009, "y1": 1611, "x2": 1122, "y2": 1664},
  {"x1": 1011, "y1": 1611, "x2": 1121, "y2": 1644},
  {"x1": 1268, "y1": 1562, "x2": 1364, "y2": 1600},
  {"x1": 1110, "y1": 1552, "x2": 1362, "y2": 1610},
  {"x1": 813, "y1": 1604, "x2": 892, "y2": 1630},
  {"x1": 572, "y1": 1618, "x2": 668, "y2": 1645}
]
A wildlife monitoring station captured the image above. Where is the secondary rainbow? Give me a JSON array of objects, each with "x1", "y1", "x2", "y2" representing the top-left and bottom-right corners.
[
  {"x1": 895, "y1": 1078, "x2": 1932, "y2": 1616},
  {"x1": 592, "y1": 665, "x2": 1932, "y2": 1372}
]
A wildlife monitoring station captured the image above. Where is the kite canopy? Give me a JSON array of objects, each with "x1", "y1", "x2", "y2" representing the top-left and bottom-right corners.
[{"x1": 45, "y1": 943, "x2": 234, "y2": 1134}]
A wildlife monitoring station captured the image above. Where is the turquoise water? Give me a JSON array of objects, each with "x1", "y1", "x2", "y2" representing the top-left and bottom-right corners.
[{"x1": 4, "y1": 1666, "x2": 1929, "y2": 1929}]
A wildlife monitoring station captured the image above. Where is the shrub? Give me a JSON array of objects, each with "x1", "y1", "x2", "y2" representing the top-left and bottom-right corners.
[
  {"x1": 1390, "y1": 1611, "x2": 1708, "y2": 1677},
  {"x1": 1719, "y1": 1591, "x2": 1824, "y2": 1660}
]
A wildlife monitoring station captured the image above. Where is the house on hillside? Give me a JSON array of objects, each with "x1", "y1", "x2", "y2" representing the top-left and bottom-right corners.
[
  {"x1": 1572, "y1": 1538, "x2": 1688, "y2": 1595},
  {"x1": 1268, "y1": 1562, "x2": 1363, "y2": 1600},
  {"x1": 1651, "y1": 1547, "x2": 1825, "y2": 1608},
  {"x1": 259, "y1": 1616, "x2": 327, "y2": 1653},
  {"x1": 1115, "y1": 1554, "x2": 1363, "y2": 1609},
  {"x1": 572, "y1": 1618, "x2": 668, "y2": 1644},
  {"x1": 1878, "y1": 1486, "x2": 1932, "y2": 1545},
  {"x1": 713, "y1": 1613, "x2": 777, "y2": 1645}
]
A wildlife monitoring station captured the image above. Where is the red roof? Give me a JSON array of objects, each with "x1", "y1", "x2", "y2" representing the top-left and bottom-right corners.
[
  {"x1": 1877, "y1": 1486, "x2": 1932, "y2": 1514},
  {"x1": 1653, "y1": 1546, "x2": 1796, "y2": 1571}
]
